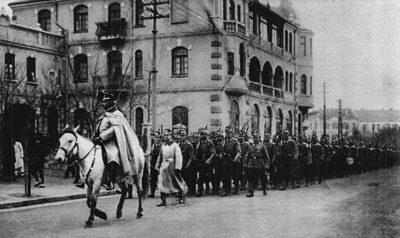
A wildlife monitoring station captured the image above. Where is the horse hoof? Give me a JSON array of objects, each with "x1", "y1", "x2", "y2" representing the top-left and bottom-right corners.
[
  {"x1": 136, "y1": 213, "x2": 143, "y2": 219},
  {"x1": 116, "y1": 210, "x2": 122, "y2": 219},
  {"x1": 84, "y1": 221, "x2": 93, "y2": 228}
]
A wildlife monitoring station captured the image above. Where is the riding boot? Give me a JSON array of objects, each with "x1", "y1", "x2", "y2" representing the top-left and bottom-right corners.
[
  {"x1": 157, "y1": 193, "x2": 167, "y2": 207},
  {"x1": 246, "y1": 182, "x2": 254, "y2": 197}
]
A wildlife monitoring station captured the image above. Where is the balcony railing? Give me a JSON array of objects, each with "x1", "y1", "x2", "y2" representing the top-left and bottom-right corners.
[
  {"x1": 95, "y1": 18, "x2": 127, "y2": 40},
  {"x1": 274, "y1": 89, "x2": 284, "y2": 99},
  {"x1": 296, "y1": 94, "x2": 313, "y2": 108},
  {"x1": 249, "y1": 82, "x2": 261, "y2": 93},
  {"x1": 262, "y1": 86, "x2": 273, "y2": 96},
  {"x1": 224, "y1": 21, "x2": 246, "y2": 36}
]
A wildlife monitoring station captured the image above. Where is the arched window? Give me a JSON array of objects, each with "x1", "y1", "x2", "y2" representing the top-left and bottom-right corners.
[
  {"x1": 107, "y1": 51, "x2": 122, "y2": 81},
  {"x1": 276, "y1": 109, "x2": 283, "y2": 134},
  {"x1": 273, "y1": 66, "x2": 284, "y2": 89},
  {"x1": 237, "y1": 5, "x2": 241, "y2": 22},
  {"x1": 74, "y1": 54, "x2": 88, "y2": 81},
  {"x1": 289, "y1": 33, "x2": 293, "y2": 53},
  {"x1": 108, "y1": 3, "x2": 121, "y2": 22},
  {"x1": 227, "y1": 52, "x2": 234, "y2": 75},
  {"x1": 38, "y1": 9, "x2": 51, "y2": 31},
  {"x1": 135, "y1": 50, "x2": 143, "y2": 78},
  {"x1": 172, "y1": 106, "x2": 189, "y2": 128},
  {"x1": 136, "y1": 0, "x2": 144, "y2": 26},
  {"x1": 265, "y1": 106, "x2": 272, "y2": 135},
  {"x1": 301, "y1": 75, "x2": 307, "y2": 95},
  {"x1": 27, "y1": 57, "x2": 36, "y2": 82},
  {"x1": 229, "y1": 0, "x2": 235, "y2": 20},
  {"x1": 135, "y1": 107, "x2": 144, "y2": 137},
  {"x1": 262, "y1": 61, "x2": 273, "y2": 86},
  {"x1": 5, "y1": 53, "x2": 15, "y2": 80},
  {"x1": 251, "y1": 104, "x2": 260, "y2": 134},
  {"x1": 223, "y1": 0, "x2": 227, "y2": 20},
  {"x1": 74, "y1": 5, "x2": 88, "y2": 32},
  {"x1": 287, "y1": 111, "x2": 293, "y2": 135},
  {"x1": 289, "y1": 73, "x2": 293, "y2": 93},
  {"x1": 229, "y1": 101, "x2": 239, "y2": 134},
  {"x1": 285, "y1": 71, "x2": 289, "y2": 91},
  {"x1": 239, "y1": 43, "x2": 246, "y2": 77},
  {"x1": 284, "y1": 30, "x2": 288, "y2": 51},
  {"x1": 172, "y1": 47, "x2": 188, "y2": 75},
  {"x1": 249, "y1": 57, "x2": 260, "y2": 83}
]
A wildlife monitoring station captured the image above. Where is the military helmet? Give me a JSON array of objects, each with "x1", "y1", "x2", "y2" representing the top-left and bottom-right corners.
[
  {"x1": 163, "y1": 129, "x2": 172, "y2": 136},
  {"x1": 102, "y1": 92, "x2": 115, "y2": 102}
]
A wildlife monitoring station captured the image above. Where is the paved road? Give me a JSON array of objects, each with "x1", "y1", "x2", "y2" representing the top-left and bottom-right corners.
[{"x1": 1, "y1": 166, "x2": 399, "y2": 238}]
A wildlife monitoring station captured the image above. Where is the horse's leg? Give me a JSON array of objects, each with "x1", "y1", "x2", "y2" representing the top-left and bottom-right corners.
[
  {"x1": 85, "y1": 186, "x2": 95, "y2": 228},
  {"x1": 92, "y1": 183, "x2": 107, "y2": 220},
  {"x1": 135, "y1": 177, "x2": 144, "y2": 218},
  {"x1": 116, "y1": 182, "x2": 127, "y2": 219}
]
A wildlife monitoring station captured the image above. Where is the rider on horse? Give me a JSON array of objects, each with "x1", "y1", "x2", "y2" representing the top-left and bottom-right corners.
[{"x1": 93, "y1": 93, "x2": 139, "y2": 191}]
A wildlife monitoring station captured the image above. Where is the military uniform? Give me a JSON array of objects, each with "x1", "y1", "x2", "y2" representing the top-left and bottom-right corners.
[
  {"x1": 239, "y1": 135, "x2": 250, "y2": 190},
  {"x1": 148, "y1": 137, "x2": 162, "y2": 197},
  {"x1": 280, "y1": 134, "x2": 298, "y2": 189},
  {"x1": 194, "y1": 132, "x2": 215, "y2": 197},
  {"x1": 212, "y1": 134, "x2": 224, "y2": 194},
  {"x1": 245, "y1": 137, "x2": 269, "y2": 197},
  {"x1": 221, "y1": 131, "x2": 241, "y2": 196},
  {"x1": 310, "y1": 140, "x2": 323, "y2": 184},
  {"x1": 298, "y1": 139, "x2": 311, "y2": 186},
  {"x1": 179, "y1": 138, "x2": 194, "y2": 194}
]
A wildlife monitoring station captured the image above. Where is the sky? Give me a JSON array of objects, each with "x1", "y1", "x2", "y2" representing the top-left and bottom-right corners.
[{"x1": 2, "y1": 0, "x2": 400, "y2": 111}]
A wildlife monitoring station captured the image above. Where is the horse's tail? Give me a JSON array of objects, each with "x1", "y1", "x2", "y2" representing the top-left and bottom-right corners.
[{"x1": 141, "y1": 156, "x2": 149, "y2": 197}]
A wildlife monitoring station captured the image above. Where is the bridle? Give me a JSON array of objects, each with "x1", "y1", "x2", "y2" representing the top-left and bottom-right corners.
[{"x1": 59, "y1": 130, "x2": 95, "y2": 163}]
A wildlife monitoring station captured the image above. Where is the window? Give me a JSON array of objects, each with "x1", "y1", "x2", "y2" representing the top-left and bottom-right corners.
[
  {"x1": 273, "y1": 66, "x2": 283, "y2": 89},
  {"x1": 223, "y1": 0, "x2": 227, "y2": 20},
  {"x1": 27, "y1": 57, "x2": 36, "y2": 82},
  {"x1": 171, "y1": 0, "x2": 188, "y2": 23},
  {"x1": 229, "y1": 101, "x2": 239, "y2": 134},
  {"x1": 249, "y1": 57, "x2": 260, "y2": 83},
  {"x1": 265, "y1": 106, "x2": 272, "y2": 134},
  {"x1": 287, "y1": 111, "x2": 293, "y2": 135},
  {"x1": 107, "y1": 51, "x2": 122, "y2": 81},
  {"x1": 310, "y1": 76, "x2": 313, "y2": 95},
  {"x1": 289, "y1": 33, "x2": 293, "y2": 53},
  {"x1": 172, "y1": 106, "x2": 189, "y2": 128},
  {"x1": 239, "y1": 43, "x2": 246, "y2": 77},
  {"x1": 227, "y1": 52, "x2": 234, "y2": 75},
  {"x1": 136, "y1": 0, "x2": 144, "y2": 26},
  {"x1": 285, "y1": 71, "x2": 289, "y2": 91},
  {"x1": 237, "y1": 5, "x2": 241, "y2": 22},
  {"x1": 74, "y1": 5, "x2": 88, "y2": 32},
  {"x1": 108, "y1": 3, "x2": 121, "y2": 22},
  {"x1": 300, "y1": 36, "x2": 306, "y2": 56},
  {"x1": 261, "y1": 18, "x2": 268, "y2": 41},
  {"x1": 310, "y1": 38, "x2": 313, "y2": 57},
  {"x1": 251, "y1": 104, "x2": 260, "y2": 134},
  {"x1": 229, "y1": 0, "x2": 235, "y2": 20},
  {"x1": 135, "y1": 50, "x2": 143, "y2": 78},
  {"x1": 301, "y1": 75, "x2": 307, "y2": 95},
  {"x1": 74, "y1": 54, "x2": 88, "y2": 81},
  {"x1": 135, "y1": 107, "x2": 144, "y2": 137},
  {"x1": 276, "y1": 109, "x2": 283, "y2": 134},
  {"x1": 272, "y1": 24, "x2": 277, "y2": 45},
  {"x1": 172, "y1": 47, "x2": 188, "y2": 75},
  {"x1": 262, "y1": 62, "x2": 273, "y2": 86},
  {"x1": 5, "y1": 53, "x2": 15, "y2": 80},
  {"x1": 38, "y1": 9, "x2": 51, "y2": 31},
  {"x1": 284, "y1": 30, "x2": 288, "y2": 51},
  {"x1": 289, "y1": 73, "x2": 293, "y2": 93}
]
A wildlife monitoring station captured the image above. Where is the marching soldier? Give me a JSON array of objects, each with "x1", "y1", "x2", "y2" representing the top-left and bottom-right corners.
[
  {"x1": 221, "y1": 127, "x2": 242, "y2": 196},
  {"x1": 298, "y1": 136, "x2": 311, "y2": 187},
  {"x1": 264, "y1": 134, "x2": 278, "y2": 189},
  {"x1": 238, "y1": 131, "x2": 250, "y2": 190},
  {"x1": 193, "y1": 128, "x2": 216, "y2": 197},
  {"x1": 148, "y1": 132, "x2": 162, "y2": 198},
  {"x1": 245, "y1": 133, "x2": 269, "y2": 197},
  {"x1": 310, "y1": 134, "x2": 323, "y2": 184},
  {"x1": 211, "y1": 131, "x2": 224, "y2": 195},
  {"x1": 280, "y1": 130, "x2": 298, "y2": 190},
  {"x1": 178, "y1": 129, "x2": 194, "y2": 194}
]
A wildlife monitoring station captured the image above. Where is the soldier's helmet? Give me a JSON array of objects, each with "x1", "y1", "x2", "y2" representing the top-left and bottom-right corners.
[
  {"x1": 151, "y1": 131, "x2": 161, "y2": 139},
  {"x1": 102, "y1": 92, "x2": 115, "y2": 103},
  {"x1": 163, "y1": 129, "x2": 172, "y2": 136},
  {"x1": 199, "y1": 128, "x2": 209, "y2": 136},
  {"x1": 216, "y1": 131, "x2": 224, "y2": 138},
  {"x1": 252, "y1": 132, "x2": 261, "y2": 140}
]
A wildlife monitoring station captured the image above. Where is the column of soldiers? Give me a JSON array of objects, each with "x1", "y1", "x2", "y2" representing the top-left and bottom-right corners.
[{"x1": 148, "y1": 127, "x2": 400, "y2": 199}]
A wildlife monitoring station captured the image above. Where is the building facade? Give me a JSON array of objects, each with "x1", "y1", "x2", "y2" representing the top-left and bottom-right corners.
[{"x1": 8, "y1": 0, "x2": 314, "y2": 138}]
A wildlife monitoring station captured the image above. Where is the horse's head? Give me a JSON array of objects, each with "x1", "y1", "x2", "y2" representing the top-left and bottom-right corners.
[{"x1": 54, "y1": 126, "x2": 80, "y2": 163}]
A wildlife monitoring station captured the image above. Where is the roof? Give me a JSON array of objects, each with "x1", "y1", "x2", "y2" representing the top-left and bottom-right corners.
[
  {"x1": 353, "y1": 109, "x2": 400, "y2": 123},
  {"x1": 8, "y1": 0, "x2": 52, "y2": 7},
  {"x1": 309, "y1": 108, "x2": 358, "y2": 120}
]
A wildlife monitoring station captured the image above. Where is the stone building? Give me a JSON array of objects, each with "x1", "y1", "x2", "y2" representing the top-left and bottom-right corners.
[{"x1": 8, "y1": 0, "x2": 314, "y2": 138}]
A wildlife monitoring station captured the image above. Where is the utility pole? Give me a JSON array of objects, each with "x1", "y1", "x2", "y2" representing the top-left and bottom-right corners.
[
  {"x1": 323, "y1": 82, "x2": 326, "y2": 138},
  {"x1": 338, "y1": 99, "x2": 343, "y2": 144},
  {"x1": 141, "y1": 0, "x2": 169, "y2": 131}
]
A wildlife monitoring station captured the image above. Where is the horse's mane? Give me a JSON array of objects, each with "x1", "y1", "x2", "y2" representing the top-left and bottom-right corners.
[{"x1": 61, "y1": 127, "x2": 92, "y2": 143}]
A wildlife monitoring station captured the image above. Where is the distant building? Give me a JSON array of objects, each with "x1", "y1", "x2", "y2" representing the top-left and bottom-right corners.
[
  {"x1": 353, "y1": 109, "x2": 400, "y2": 137},
  {"x1": 304, "y1": 108, "x2": 358, "y2": 140}
]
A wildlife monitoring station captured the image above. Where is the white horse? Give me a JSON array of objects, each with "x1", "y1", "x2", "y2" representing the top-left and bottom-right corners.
[{"x1": 54, "y1": 126, "x2": 149, "y2": 228}]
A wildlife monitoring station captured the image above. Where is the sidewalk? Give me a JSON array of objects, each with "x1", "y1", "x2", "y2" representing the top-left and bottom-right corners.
[{"x1": 0, "y1": 163, "x2": 117, "y2": 210}]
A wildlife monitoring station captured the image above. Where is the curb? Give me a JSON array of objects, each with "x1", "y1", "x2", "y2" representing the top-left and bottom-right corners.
[{"x1": 0, "y1": 190, "x2": 117, "y2": 210}]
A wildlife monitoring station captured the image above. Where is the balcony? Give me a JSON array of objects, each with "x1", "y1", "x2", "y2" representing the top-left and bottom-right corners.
[
  {"x1": 262, "y1": 86, "x2": 273, "y2": 97},
  {"x1": 274, "y1": 89, "x2": 284, "y2": 99},
  {"x1": 223, "y1": 21, "x2": 246, "y2": 36},
  {"x1": 95, "y1": 18, "x2": 127, "y2": 41},
  {"x1": 249, "y1": 82, "x2": 261, "y2": 93},
  {"x1": 296, "y1": 94, "x2": 314, "y2": 108}
]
